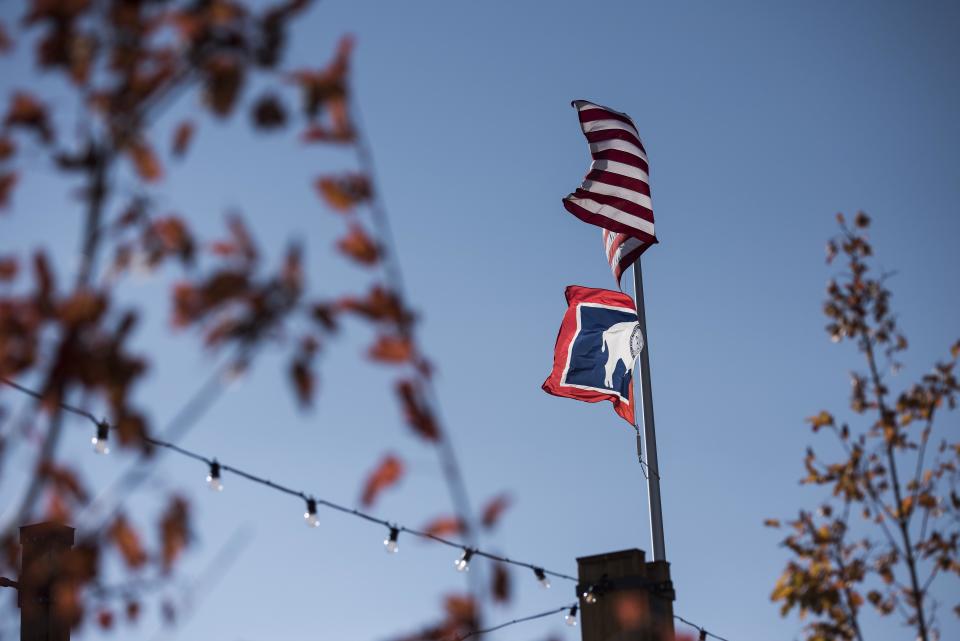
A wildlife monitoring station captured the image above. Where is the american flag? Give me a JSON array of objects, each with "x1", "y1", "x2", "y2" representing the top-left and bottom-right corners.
[
  {"x1": 603, "y1": 229, "x2": 648, "y2": 287},
  {"x1": 562, "y1": 100, "x2": 657, "y2": 286}
]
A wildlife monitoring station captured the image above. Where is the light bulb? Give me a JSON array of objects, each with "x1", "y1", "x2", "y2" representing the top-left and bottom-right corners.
[
  {"x1": 92, "y1": 422, "x2": 109, "y2": 455},
  {"x1": 206, "y1": 461, "x2": 223, "y2": 491},
  {"x1": 384, "y1": 527, "x2": 399, "y2": 554},
  {"x1": 454, "y1": 549, "x2": 473, "y2": 572},
  {"x1": 533, "y1": 567, "x2": 550, "y2": 589},
  {"x1": 564, "y1": 605, "x2": 578, "y2": 627},
  {"x1": 582, "y1": 586, "x2": 597, "y2": 604},
  {"x1": 304, "y1": 498, "x2": 319, "y2": 527}
]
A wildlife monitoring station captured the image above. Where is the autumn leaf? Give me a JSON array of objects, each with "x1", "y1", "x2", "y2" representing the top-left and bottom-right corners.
[
  {"x1": 339, "y1": 285, "x2": 411, "y2": 326},
  {"x1": 853, "y1": 212, "x2": 870, "y2": 228},
  {"x1": 396, "y1": 378, "x2": 439, "y2": 440},
  {"x1": 0, "y1": 136, "x2": 14, "y2": 160},
  {"x1": 444, "y1": 594, "x2": 477, "y2": 628},
  {"x1": 97, "y1": 610, "x2": 114, "y2": 630},
  {"x1": 288, "y1": 35, "x2": 353, "y2": 119},
  {"x1": 480, "y1": 493, "x2": 511, "y2": 529},
  {"x1": 0, "y1": 172, "x2": 17, "y2": 209},
  {"x1": 204, "y1": 56, "x2": 244, "y2": 117},
  {"x1": 763, "y1": 519, "x2": 781, "y2": 528},
  {"x1": 108, "y1": 516, "x2": 147, "y2": 568},
  {"x1": 159, "y1": 496, "x2": 190, "y2": 572},
  {"x1": 491, "y1": 564, "x2": 511, "y2": 603},
  {"x1": 0, "y1": 21, "x2": 11, "y2": 53},
  {"x1": 805, "y1": 411, "x2": 834, "y2": 431},
  {"x1": 151, "y1": 216, "x2": 194, "y2": 263},
  {"x1": 0, "y1": 256, "x2": 17, "y2": 281},
  {"x1": 314, "y1": 174, "x2": 371, "y2": 212},
  {"x1": 58, "y1": 290, "x2": 106, "y2": 325},
  {"x1": 951, "y1": 339, "x2": 960, "y2": 360},
  {"x1": 251, "y1": 93, "x2": 287, "y2": 129},
  {"x1": 290, "y1": 357, "x2": 315, "y2": 407},
  {"x1": 39, "y1": 463, "x2": 89, "y2": 503},
  {"x1": 300, "y1": 121, "x2": 354, "y2": 144},
  {"x1": 171, "y1": 121, "x2": 194, "y2": 158},
  {"x1": 422, "y1": 515, "x2": 464, "y2": 538},
  {"x1": 309, "y1": 302, "x2": 339, "y2": 332},
  {"x1": 337, "y1": 224, "x2": 380, "y2": 265},
  {"x1": 125, "y1": 600, "x2": 140, "y2": 622},
  {"x1": 3, "y1": 92, "x2": 52, "y2": 142},
  {"x1": 360, "y1": 454, "x2": 405, "y2": 507},
  {"x1": 369, "y1": 334, "x2": 413, "y2": 364},
  {"x1": 127, "y1": 139, "x2": 163, "y2": 182}
]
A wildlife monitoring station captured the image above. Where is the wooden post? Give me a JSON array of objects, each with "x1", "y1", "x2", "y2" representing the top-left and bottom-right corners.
[
  {"x1": 19, "y1": 522, "x2": 75, "y2": 641},
  {"x1": 577, "y1": 549, "x2": 675, "y2": 641}
]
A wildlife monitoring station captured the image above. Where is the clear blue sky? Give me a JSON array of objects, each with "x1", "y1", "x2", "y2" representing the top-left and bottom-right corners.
[{"x1": 1, "y1": 1, "x2": 959, "y2": 640}]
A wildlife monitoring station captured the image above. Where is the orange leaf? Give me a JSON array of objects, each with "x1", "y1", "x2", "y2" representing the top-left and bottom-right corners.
[
  {"x1": 288, "y1": 35, "x2": 353, "y2": 119},
  {"x1": 369, "y1": 335, "x2": 413, "y2": 364},
  {"x1": 360, "y1": 454, "x2": 405, "y2": 507},
  {"x1": 422, "y1": 515, "x2": 464, "y2": 538},
  {"x1": 0, "y1": 21, "x2": 11, "y2": 54},
  {"x1": 0, "y1": 171, "x2": 17, "y2": 209},
  {"x1": 481, "y1": 493, "x2": 511, "y2": 529},
  {"x1": 396, "y1": 378, "x2": 439, "y2": 440},
  {"x1": 763, "y1": 519, "x2": 781, "y2": 528},
  {"x1": 0, "y1": 136, "x2": 14, "y2": 160},
  {"x1": 290, "y1": 358, "x2": 315, "y2": 408},
  {"x1": 339, "y1": 285, "x2": 410, "y2": 326},
  {"x1": 337, "y1": 224, "x2": 380, "y2": 265},
  {"x1": 203, "y1": 56, "x2": 244, "y2": 117},
  {"x1": 805, "y1": 411, "x2": 834, "y2": 431},
  {"x1": 491, "y1": 564, "x2": 511, "y2": 603},
  {"x1": 314, "y1": 174, "x2": 371, "y2": 212},
  {"x1": 171, "y1": 120, "x2": 194, "y2": 157},
  {"x1": 159, "y1": 497, "x2": 190, "y2": 572},
  {"x1": 108, "y1": 516, "x2": 148, "y2": 568},
  {"x1": 97, "y1": 610, "x2": 114, "y2": 630},
  {"x1": 127, "y1": 139, "x2": 163, "y2": 182},
  {"x1": 0, "y1": 256, "x2": 17, "y2": 281},
  {"x1": 4, "y1": 92, "x2": 52, "y2": 142}
]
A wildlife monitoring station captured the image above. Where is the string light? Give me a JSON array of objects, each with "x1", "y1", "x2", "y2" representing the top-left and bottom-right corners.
[
  {"x1": 533, "y1": 567, "x2": 550, "y2": 589},
  {"x1": 206, "y1": 460, "x2": 223, "y2": 491},
  {"x1": 384, "y1": 527, "x2": 399, "y2": 554},
  {"x1": 304, "y1": 497, "x2": 319, "y2": 527},
  {"x1": 92, "y1": 421, "x2": 109, "y2": 455},
  {"x1": 454, "y1": 548, "x2": 473, "y2": 572},
  {"x1": 1, "y1": 375, "x2": 734, "y2": 641},
  {"x1": 582, "y1": 584, "x2": 598, "y2": 604}
]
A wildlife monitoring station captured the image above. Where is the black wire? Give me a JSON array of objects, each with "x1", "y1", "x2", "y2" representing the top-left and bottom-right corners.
[
  {"x1": 0, "y1": 376, "x2": 577, "y2": 583},
  {"x1": 453, "y1": 603, "x2": 575, "y2": 641},
  {"x1": 1, "y1": 376, "x2": 732, "y2": 641},
  {"x1": 675, "y1": 614, "x2": 731, "y2": 641}
]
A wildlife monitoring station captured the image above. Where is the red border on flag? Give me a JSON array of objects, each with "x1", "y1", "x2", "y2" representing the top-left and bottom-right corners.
[{"x1": 542, "y1": 285, "x2": 637, "y2": 427}]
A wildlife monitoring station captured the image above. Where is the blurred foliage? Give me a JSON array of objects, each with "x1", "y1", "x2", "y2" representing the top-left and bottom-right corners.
[{"x1": 0, "y1": 0, "x2": 501, "y2": 636}]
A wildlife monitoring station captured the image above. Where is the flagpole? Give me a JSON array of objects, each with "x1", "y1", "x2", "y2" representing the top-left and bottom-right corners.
[{"x1": 633, "y1": 259, "x2": 666, "y2": 562}]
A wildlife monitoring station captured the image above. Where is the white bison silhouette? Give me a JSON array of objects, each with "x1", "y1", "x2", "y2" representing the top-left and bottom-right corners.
[{"x1": 600, "y1": 321, "x2": 643, "y2": 388}]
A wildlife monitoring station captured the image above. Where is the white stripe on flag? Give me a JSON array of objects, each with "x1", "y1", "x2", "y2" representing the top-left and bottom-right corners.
[
  {"x1": 580, "y1": 180, "x2": 654, "y2": 210},
  {"x1": 565, "y1": 195, "x2": 656, "y2": 236},
  {"x1": 591, "y1": 159, "x2": 649, "y2": 182},
  {"x1": 588, "y1": 139, "x2": 649, "y2": 162}
]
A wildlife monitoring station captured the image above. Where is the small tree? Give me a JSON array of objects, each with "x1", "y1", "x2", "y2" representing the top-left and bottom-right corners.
[{"x1": 768, "y1": 213, "x2": 960, "y2": 641}]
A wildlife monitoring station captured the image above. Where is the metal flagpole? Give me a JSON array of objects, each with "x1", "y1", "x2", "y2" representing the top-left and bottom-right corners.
[{"x1": 633, "y1": 259, "x2": 666, "y2": 562}]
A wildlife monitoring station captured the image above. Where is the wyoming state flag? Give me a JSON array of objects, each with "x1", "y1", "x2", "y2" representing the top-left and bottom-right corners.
[{"x1": 542, "y1": 286, "x2": 643, "y2": 426}]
